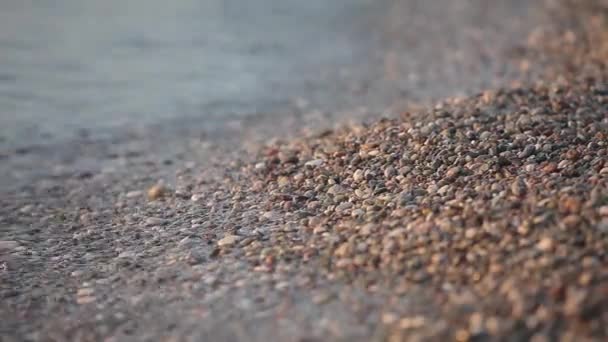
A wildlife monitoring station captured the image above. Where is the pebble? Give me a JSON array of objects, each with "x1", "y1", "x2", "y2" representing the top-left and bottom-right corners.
[
  {"x1": 351, "y1": 209, "x2": 365, "y2": 217},
  {"x1": 19, "y1": 205, "x2": 34, "y2": 214},
  {"x1": 145, "y1": 217, "x2": 166, "y2": 227},
  {"x1": 217, "y1": 235, "x2": 240, "y2": 247},
  {"x1": 262, "y1": 211, "x2": 277, "y2": 220},
  {"x1": 275, "y1": 282, "x2": 289, "y2": 291},
  {"x1": 327, "y1": 185, "x2": 345, "y2": 195},
  {"x1": 353, "y1": 169, "x2": 365, "y2": 182},
  {"x1": 77, "y1": 288, "x2": 95, "y2": 297},
  {"x1": 254, "y1": 162, "x2": 266, "y2": 170},
  {"x1": 305, "y1": 159, "x2": 324, "y2": 167},
  {"x1": 312, "y1": 291, "x2": 333, "y2": 304},
  {"x1": 511, "y1": 178, "x2": 527, "y2": 196},
  {"x1": 0, "y1": 240, "x2": 19, "y2": 252},
  {"x1": 437, "y1": 185, "x2": 450, "y2": 195},
  {"x1": 185, "y1": 250, "x2": 205, "y2": 265},
  {"x1": 117, "y1": 251, "x2": 136, "y2": 259},
  {"x1": 399, "y1": 316, "x2": 426, "y2": 329},
  {"x1": 125, "y1": 190, "x2": 143, "y2": 198},
  {"x1": 445, "y1": 166, "x2": 461, "y2": 180},
  {"x1": 76, "y1": 288, "x2": 96, "y2": 304},
  {"x1": 542, "y1": 163, "x2": 557, "y2": 174},
  {"x1": 518, "y1": 145, "x2": 536, "y2": 158},
  {"x1": 191, "y1": 193, "x2": 205, "y2": 202},
  {"x1": 335, "y1": 202, "x2": 352, "y2": 212},
  {"x1": 147, "y1": 184, "x2": 166, "y2": 200},
  {"x1": 178, "y1": 236, "x2": 197, "y2": 247},
  {"x1": 76, "y1": 295, "x2": 96, "y2": 305},
  {"x1": 382, "y1": 312, "x2": 398, "y2": 325},
  {"x1": 277, "y1": 176, "x2": 290, "y2": 187},
  {"x1": 536, "y1": 237, "x2": 554, "y2": 252}
]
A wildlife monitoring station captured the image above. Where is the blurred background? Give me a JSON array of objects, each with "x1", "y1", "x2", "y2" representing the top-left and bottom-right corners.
[{"x1": 0, "y1": 0, "x2": 535, "y2": 151}]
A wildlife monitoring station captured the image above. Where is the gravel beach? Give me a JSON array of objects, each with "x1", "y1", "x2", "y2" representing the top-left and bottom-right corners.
[{"x1": 1, "y1": 1, "x2": 608, "y2": 341}]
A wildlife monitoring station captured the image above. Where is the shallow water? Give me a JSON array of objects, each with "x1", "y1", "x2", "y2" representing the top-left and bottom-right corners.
[
  {"x1": 0, "y1": 0, "x2": 381, "y2": 147},
  {"x1": 0, "y1": 0, "x2": 538, "y2": 150}
]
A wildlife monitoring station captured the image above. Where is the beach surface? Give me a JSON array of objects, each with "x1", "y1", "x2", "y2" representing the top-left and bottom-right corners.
[{"x1": 1, "y1": 1, "x2": 607, "y2": 341}]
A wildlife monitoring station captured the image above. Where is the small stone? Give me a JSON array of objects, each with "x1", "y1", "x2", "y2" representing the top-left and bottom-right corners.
[
  {"x1": 384, "y1": 166, "x2": 396, "y2": 178},
  {"x1": 145, "y1": 217, "x2": 165, "y2": 227},
  {"x1": 511, "y1": 177, "x2": 527, "y2": 196},
  {"x1": 359, "y1": 224, "x2": 374, "y2": 236},
  {"x1": 254, "y1": 162, "x2": 266, "y2": 170},
  {"x1": 399, "y1": 316, "x2": 426, "y2": 329},
  {"x1": 335, "y1": 258, "x2": 352, "y2": 268},
  {"x1": 305, "y1": 159, "x2": 324, "y2": 167},
  {"x1": 482, "y1": 90, "x2": 495, "y2": 104},
  {"x1": 76, "y1": 287, "x2": 96, "y2": 304},
  {"x1": 445, "y1": 167, "x2": 461, "y2": 180},
  {"x1": 563, "y1": 288, "x2": 586, "y2": 316},
  {"x1": 327, "y1": 185, "x2": 345, "y2": 195},
  {"x1": 469, "y1": 312, "x2": 484, "y2": 334},
  {"x1": 218, "y1": 235, "x2": 240, "y2": 247},
  {"x1": 437, "y1": 185, "x2": 450, "y2": 195},
  {"x1": 485, "y1": 316, "x2": 500, "y2": 335},
  {"x1": 19, "y1": 205, "x2": 34, "y2": 214},
  {"x1": 186, "y1": 250, "x2": 205, "y2": 265},
  {"x1": 455, "y1": 329, "x2": 471, "y2": 342},
  {"x1": 117, "y1": 251, "x2": 136, "y2": 259},
  {"x1": 313, "y1": 226, "x2": 327, "y2": 234},
  {"x1": 77, "y1": 296, "x2": 96, "y2": 304},
  {"x1": 465, "y1": 228, "x2": 477, "y2": 239},
  {"x1": 312, "y1": 291, "x2": 333, "y2": 304},
  {"x1": 275, "y1": 281, "x2": 289, "y2": 290},
  {"x1": 354, "y1": 189, "x2": 369, "y2": 199},
  {"x1": 518, "y1": 145, "x2": 536, "y2": 159},
  {"x1": 382, "y1": 312, "x2": 398, "y2": 325},
  {"x1": 0, "y1": 240, "x2": 18, "y2": 252},
  {"x1": 565, "y1": 149, "x2": 579, "y2": 160},
  {"x1": 353, "y1": 169, "x2": 365, "y2": 182},
  {"x1": 517, "y1": 222, "x2": 531, "y2": 235},
  {"x1": 560, "y1": 196, "x2": 581, "y2": 214},
  {"x1": 191, "y1": 193, "x2": 204, "y2": 202},
  {"x1": 335, "y1": 202, "x2": 352, "y2": 212},
  {"x1": 557, "y1": 159, "x2": 570, "y2": 169},
  {"x1": 578, "y1": 272, "x2": 592, "y2": 286},
  {"x1": 278, "y1": 152, "x2": 298, "y2": 164},
  {"x1": 147, "y1": 184, "x2": 166, "y2": 200},
  {"x1": 126, "y1": 191, "x2": 143, "y2": 198},
  {"x1": 334, "y1": 243, "x2": 351, "y2": 257},
  {"x1": 351, "y1": 209, "x2": 365, "y2": 217},
  {"x1": 536, "y1": 237, "x2": 554, "y2": 252},
  {"x1": 262, "y1": 211, "x2": 277, "y2": 220},
  {"x1": 562, "y1": 215, "x2": 581, "y2": 229},
  {"x1": 542, "y1": 163, "x2": 557, "y2": 174},
  {"x1": 277, "y1": 176, "x2": 290, "y2": 187},
  {"x1": 479, "y1": 131, "x2": 491, "y2": 140},
  {"x1": 77, "y1": 288, "x2": 95, "y2": 297},
  {"x1": 178, "y1": 236, "x2": 196, "y2": 247},
  {"x1": 530, "y1": 333, "x2": 550, "y2": 342}
]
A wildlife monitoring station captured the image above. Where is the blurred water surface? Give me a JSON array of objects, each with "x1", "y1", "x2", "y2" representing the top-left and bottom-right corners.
[{"x1": 0, "y1": 0, "x2": 379, "y2": 146}]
